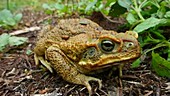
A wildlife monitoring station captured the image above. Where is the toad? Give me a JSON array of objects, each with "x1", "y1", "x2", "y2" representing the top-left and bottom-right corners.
[{"x1": 34, "y1": 18, "x2": 140, "y2": 95}]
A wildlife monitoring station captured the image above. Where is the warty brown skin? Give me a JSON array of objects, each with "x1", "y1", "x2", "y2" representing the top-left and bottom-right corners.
[{"x1": 34, "y1": 18, "x2": 140, "y2": 95}]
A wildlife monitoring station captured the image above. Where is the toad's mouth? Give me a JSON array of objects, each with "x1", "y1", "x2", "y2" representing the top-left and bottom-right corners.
[
  {"x1": 78, "y1": 51, "x2": 141, "y2": 72},
  {"x1": 83, "y1": 56, "x2": 139, "y2": 70}
]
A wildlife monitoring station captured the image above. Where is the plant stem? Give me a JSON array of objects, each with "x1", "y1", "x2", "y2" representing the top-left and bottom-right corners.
[
  {"x1": 7, "y1": 0, "x2": 10, "y2": 10},
  {"x1": 132, "y1": 0, "x2": 145, "y2": 21},
  {"x1": 138, "y1": 0, "x2": 147, "y2": 9},
  {"x1": 136, "y1": 8, "x2": 145, "y2": 21}
]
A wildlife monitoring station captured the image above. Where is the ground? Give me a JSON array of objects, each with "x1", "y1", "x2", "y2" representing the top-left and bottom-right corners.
[{"x1": 0, "y1": 9, "x2": 170, "y2": 96}]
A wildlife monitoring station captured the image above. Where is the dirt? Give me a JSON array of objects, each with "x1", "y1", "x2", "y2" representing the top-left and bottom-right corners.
[{"x1": 0, "y1": 9, "x2": 170, "y2": 96}]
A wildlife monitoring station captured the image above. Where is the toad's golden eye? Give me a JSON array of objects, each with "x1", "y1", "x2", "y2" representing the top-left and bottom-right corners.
[{"x1": 100, "y1": 40, "x2": 115, "y2": 52}]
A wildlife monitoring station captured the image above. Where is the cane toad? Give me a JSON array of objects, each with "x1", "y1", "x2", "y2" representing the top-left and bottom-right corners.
[{"x1": 34, "y1": 18, "x2": 140, "y2": 95}]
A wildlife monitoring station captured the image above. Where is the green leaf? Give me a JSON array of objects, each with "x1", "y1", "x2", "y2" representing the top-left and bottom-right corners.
[
  {"x1": 150, "y1": 30, "x2": 165, "y2": 40},
  {"x1": 0, "y1": 33, "x2": 10, "y2": 51},
  {"x1": 144, "y1": 41, "x2": 170, "y2": 54},
  {"x1": 168, "y1": 49, "x2": 170, "y2": 62},
  {"x1": 42, "y1": 3, "x2": 51, "y2": 9},
  {"x1": 0, "y1": 33, "x2": 28, "y2": 52},
  {"x1": 142, "y1": 36, "x2": 161, "y2": 46},
  {"x1": 0, "y1": 9, "x2": 15, "y2": 27},
  {"x1": 9, "y1": 36, "x2": 28, "y2": 46},
  {"x1": 164, "y1": 11, "x2": 170, "y2": 18},
  {"x1": 3, "y1": 17, "x2": 16, "y2": 26},
  {"x1": 138, "y1": 0, "x2": 150, "y2": 8},
  {"x1": 0, "y1": 9, "x2": 22, "y2": 28},
  {"x1": 149, "y1": 0, "x2": 160, "y2": 8},
  {"x1": 117, "y1": 0, "x2": 132, "y2": 10},
  {"x1": 0, "y1": 9, "x2": 13, "y2": 20},
  {"x1": 152, "y1": 52, "x2": 170, "y2": 78},
  {"x1": 126, "y1": 13, "x2": 137, "y2": 24},
  {"x1": 109, "y1": 2, "x2": 127, "y2": 17},
  {"x1": 159, "y1": 19, "x2": 170, "y2": 26},
  {"x1": 54, "y1": 3, "x2": 64, "y2": 10},
  {"x1": 14, "y1": 13, "x2": 22, "y2": 23},
  {"x1": 85, "y1": 0, "x2": 98, "y2": 12},
  {"x1": 131, "y1": 58, "x2": 141, "y2": 68},
  {"x1": 157, "y1": 6, "x2": 166, "y2": 18},
  {"x1": 133, "y1": 17, "x2": 161, "y2": 33},
  {"x1": 96, "y1": 3, "x2": 104, "y2": 11},
  {"x1": 105, "y1": 0, "x2": 116, "y2": 7},
  {"x1": 26, "y1": 49, "x2": 33, "y2": 55}
]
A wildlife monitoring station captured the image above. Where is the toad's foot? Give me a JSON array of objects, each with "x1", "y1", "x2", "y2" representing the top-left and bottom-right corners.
[
  {"x1": 34, "y1": 54, "x2": 53, "y2": 73},
  {"x1": 77, "y1": 74, "x2": 102, "y2": 95}
]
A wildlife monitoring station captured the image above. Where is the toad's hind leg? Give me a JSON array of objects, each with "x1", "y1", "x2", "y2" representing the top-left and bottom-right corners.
[{"x1": 46, "y1": 46, "x2": 102, "y2": 95}]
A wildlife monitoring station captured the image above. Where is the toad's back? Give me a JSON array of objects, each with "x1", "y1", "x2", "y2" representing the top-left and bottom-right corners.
[{"x1": 34, "y1": 18, "x2": 105, "y2": 56}]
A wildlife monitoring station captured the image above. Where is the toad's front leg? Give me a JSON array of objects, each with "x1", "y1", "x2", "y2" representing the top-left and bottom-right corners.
[{"x1": 46, "y1": 46, "x2": 102, "y2": 95}]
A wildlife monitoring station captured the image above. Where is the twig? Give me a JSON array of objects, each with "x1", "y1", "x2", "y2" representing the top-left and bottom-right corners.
[
  {"x1": 9, "y1": 26, "x2": 41, "y2": 36},
  {"x1": 116, "y1": 87, "x2": 123, "y2": 96},
  {"x1": 63, "y1": 85, "x2": 77, "y2": 96},
  {"x1": 165, "y1": 82, "x2": 170, "y2": 90},
  {"x1": 144, "y1": 91, "x2": 153, "y2": 96},
  {"x1": 125, "y1": 80, "x2": 144, "y2": 87},
  {"x1": 156, "y1": 86, "x2": 160, "y2": 96}
]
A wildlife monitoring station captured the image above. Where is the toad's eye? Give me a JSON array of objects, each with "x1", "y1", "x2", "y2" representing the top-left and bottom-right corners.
[{"x1": 100, "y1": 40, "x2": 115, "y2": 52}]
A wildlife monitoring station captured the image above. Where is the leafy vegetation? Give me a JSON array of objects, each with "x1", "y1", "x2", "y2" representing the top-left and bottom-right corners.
[
  {"x1": 42, "y1": 0, "x2": 92, "y2": 16},
  {"x1": 42, "y1": 0, "x2": 114, "y2": 16},
  {"x1": 0, "y1": 33, "x2": 28, "y2": 52},
  {"x1": 152, "y1": 52, "x2": 170, "y2": 78},
  {"x1": 0, "y1": 9, "x2": 22, "y2": 29},
  {"x1": 107, "y1": 0, "x2": 170, "y2": 78},
  {"x1": 0, "y1": 0, "x2": 52, "y2": 11}
]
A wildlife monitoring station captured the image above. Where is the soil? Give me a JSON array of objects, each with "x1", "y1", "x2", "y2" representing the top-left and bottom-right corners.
[{"x1": 0, "y1": 9, "x2": 170, "y2": 96}]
